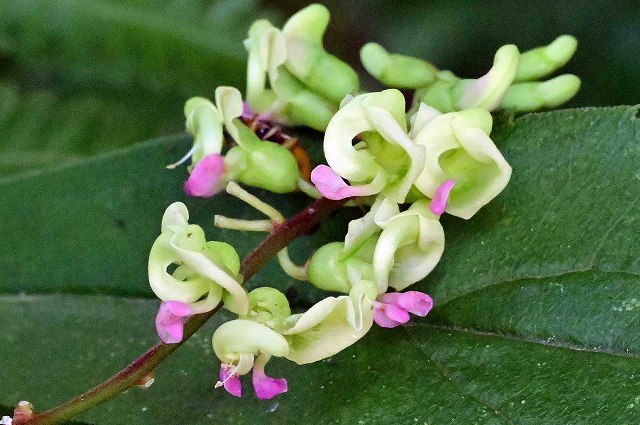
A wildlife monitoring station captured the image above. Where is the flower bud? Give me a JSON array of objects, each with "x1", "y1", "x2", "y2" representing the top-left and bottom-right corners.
[
  {"x1": 360, "y1": 42, "x2": 437, "y2": 88},
  {"x1": 501, "y1": 74, "x2": 581, "y2": 112},
  {"x1": 306, "y1": 241, "x2": 374, "y2": 293},
  {"x1": 420, "y1": 45, "x2": 520, "y2": 112},
  {"x1": 282, "y1": 4, "x2": 359, "y2": 104},
  {"x1": 244, "y1": 287, "x2": 292, "y2": 329},
  {"x1": 243, "y1": 4, "x2": 358, "y2": 131},
  {"x1": 514, "y1": 35, "x2": 578, "y2": 82}
]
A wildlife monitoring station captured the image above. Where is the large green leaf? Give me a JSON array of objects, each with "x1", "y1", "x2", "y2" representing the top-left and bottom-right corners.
[
  {"x1": 0, "y1": 0, "x2": 282, "y2": 176},
  {"x1": 0, "y1": 82, "x2": 184, "y2": 176},
  {"x1": 0, "y1": 0, "x2": 276, "y2": 98},
  {"x1": 1, "y1": 107, "x2": 640, "y2": 423}
]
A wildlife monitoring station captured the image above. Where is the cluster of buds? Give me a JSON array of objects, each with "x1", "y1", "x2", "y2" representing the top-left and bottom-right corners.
[
  {"x1": 361, "y1": 35, "x2": 580, "y2": 113},
  {"x1": 167, "y1": 87, "x2": 302, "y2": 198},
  {"x1": 150, "y1": 4, "x2": 580, "y2": 400},
  {"x1": 244, "y1": 4, "x2": 359, "y2": 131}
]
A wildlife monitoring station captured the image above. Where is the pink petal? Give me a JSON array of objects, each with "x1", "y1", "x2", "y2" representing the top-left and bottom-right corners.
[
  {"x1": 378, "y1": 291, "x2": 434, "y2": 317},
  {"x1": 242, "y1": 102, "x2": 254, "y2": 120},
  {"x1": 373, "y1": 301, "x2": 411, "y2": 328},
  {"x1": 310, "y1": 165, "x2": 370, "y2": 200},
  {"x1": 183, "y1": 154, "x2": 226, "y2": 197},
  {"x1": 429, "y1": 179, "x2": 455, "y2": 215},
  {"x1": 155, "y1": 301, "x2": 192, "y2": 344},
  {"x1": 220, "y1": 365, "x2": 242, "y2": 397},
  {"x1": 252, "y1": 365, "x2": 288, "y2": 400}
]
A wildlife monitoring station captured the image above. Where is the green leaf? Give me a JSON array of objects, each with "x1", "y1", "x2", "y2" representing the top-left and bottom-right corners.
[
  {"x1": 0, "y1": 132, "x2": 343, "y2": 303},
  {"x1": 0, "y1": 82, "x2": 183, "y2": 176},
  {"x1": 0, "y1": 0, "x2": 269, "y2": 98},
  {"x1": 0, "y1": 0, "x2": 282, "y2": 176},
  {"x1": 1, "y1": 107, "x2": 640, "y2": 423}
]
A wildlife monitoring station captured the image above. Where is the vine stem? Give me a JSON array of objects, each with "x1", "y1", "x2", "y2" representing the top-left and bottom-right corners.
[{"x1": 23, "y1": 196, "x2": 345, "y2": 425}]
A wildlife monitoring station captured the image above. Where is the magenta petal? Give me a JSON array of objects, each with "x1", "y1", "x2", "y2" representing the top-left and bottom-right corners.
[
  {"x1": 373, "y1": 302, "x2": 411, "y2": 328},
  {"x1": 183, "y1": 154, "x2": 226, "y2": 198},
  {"x1": 220, "y1": 365, "x2": 242, "y2": 397},
  {"x1": 252, "y1": 367, "x2": 288, "y2": 400},
  {"x1": 241, "y1": 102, "x2": 253, "y2": 120},
  {"x1": 429, "y1": 179, "x2": 456, "y2": 215},
  {"x1": 155, "y1": 301, "x2": 192, "y2": 344},
  {"x1": 379, "y1": 291, "x2": 434, "y2": 317},
  {"x1": 310, "y1": 165, "x2": 368, "y2": 200}
]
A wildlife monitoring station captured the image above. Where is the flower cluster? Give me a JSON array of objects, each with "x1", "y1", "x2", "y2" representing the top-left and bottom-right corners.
[{"x1": 148, "y1": 4, "x2": 580, "y2": 400}]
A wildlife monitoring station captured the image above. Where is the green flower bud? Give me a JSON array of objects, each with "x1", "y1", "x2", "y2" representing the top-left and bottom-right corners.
[
  {"x1": 413, "y1": 71, "x2": 459, "y2": 114},
  {"x1": 501, "y1": 74, "x2": 581, "y2": 112},
  {"x1": 453, "y1": 44, "x2": 520, "y2": 110},
  {"x1": 282, "y1": 4, "x2": 359, "y2": 104},
  {"x1": 269, "y1": 67, "x2": 336, "y2": 131},
  {"x1": 216, "y1": 86, "x2": 300, "y2": 193},
  {"x1": 306, "y1": 241, "x2": 374, "y2": 293},
  {"x1": 244, "y1": 4, "x2": 358, "y2": 131},
  {"x1": 514, "y1": 35, "x2": 578, "y2": 82},
  {"x1": 416, "y1": 45, "x2": 520, "y2": 113},
  {"x1": 225, "y1": 135, "x2": 299, "y2": 194},
  {"x1": 244, "y1": 287, "x2": 292, "y2": 329},
  {"x1": 360, "y1": 42, "x2": 437, "y2": 88}
]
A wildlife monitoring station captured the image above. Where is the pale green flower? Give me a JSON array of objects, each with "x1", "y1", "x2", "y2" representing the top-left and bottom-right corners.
[
  {"x1": 307, "y1": 197, "x2": 445, "y2": 294},
  {"x1": 411, "y1": 105, "x2": 512, "y2": 219},
  {"x1": 312, "y1": 90, "x2": 425, "y2": 203},
  {"x1": 148, "y1": 202, "x2": 248, "y2": 316}
]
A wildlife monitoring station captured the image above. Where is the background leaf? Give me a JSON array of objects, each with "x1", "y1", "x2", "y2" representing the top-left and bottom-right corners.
[
  {"x1": 0, "y1": 0, "x2": 282, "y2": 174},
  {"x1": 1, "y1": 107, "x2": 639, "y2": 423},
  {"x1": 2, "y1": 0, "x2": 640, "y2": 177}
]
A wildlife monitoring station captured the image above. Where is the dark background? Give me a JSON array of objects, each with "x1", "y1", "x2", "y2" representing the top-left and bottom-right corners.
[{"x1": 0, "y1": 0, "x2": 638, "y2": 175}]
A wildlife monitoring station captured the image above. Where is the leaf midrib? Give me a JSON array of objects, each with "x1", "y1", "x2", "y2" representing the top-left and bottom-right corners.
[
  {"x1": 436, "y1": 267, "x2": 640, "y2": 306},
  {"x1": 407, "y1": 323, "x2": 640, "y2": 360}
]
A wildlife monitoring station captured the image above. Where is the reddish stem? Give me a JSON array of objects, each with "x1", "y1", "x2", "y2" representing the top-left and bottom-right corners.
[{"x1": 24, "y1": 197, "x2": 345, "y2": 425}]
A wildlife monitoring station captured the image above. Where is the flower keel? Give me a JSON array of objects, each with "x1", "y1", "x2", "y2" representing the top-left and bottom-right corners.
[{"x1": 155, "y1": 301, "x2": 193, "y2": 344}]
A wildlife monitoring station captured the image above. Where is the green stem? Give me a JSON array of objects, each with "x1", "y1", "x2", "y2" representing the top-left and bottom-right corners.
[{"x1": 24, "y1": 196, "x2": 345, "y2": 425}]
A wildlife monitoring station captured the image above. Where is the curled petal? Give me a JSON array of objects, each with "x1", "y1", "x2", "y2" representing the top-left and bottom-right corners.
[
  {"x1": 282, "y1": 281, "x2": 377, "y2": 364},
  {"x1": 252, "y1": 356, "x2": 288, "y2": 400},
  {"x1": 373, "y1": 301, "x2": 410, "y2": 328},
  {"x1": 183, "y1": 154, "x2": 225, "y2": 198},
  {"x1": 311, "y1": 165, "x2": 383, "y2": 200},
  {"x1": 213, "y1": 320, "x2": 290, "y2": 365},
  {"x1": 155, "y1": 301, "x2": 192, "y2": 344},
  {"x1": 430, "y1": 180, "x2": 455, "y2": 215},
  {"x1": 378, "y1": 291, "x2": 434, "y2": 317},
  {"x1": 457, "y1": 44, "x2": 520, "y2": 111},
  {"x1": 219, "y1": 364, "x2": 242, "y2": 397}
]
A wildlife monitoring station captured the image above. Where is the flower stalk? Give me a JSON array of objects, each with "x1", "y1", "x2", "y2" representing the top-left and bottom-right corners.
[{"x1": 22, "y1": 196, "x2": 346, "y2": 425}]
